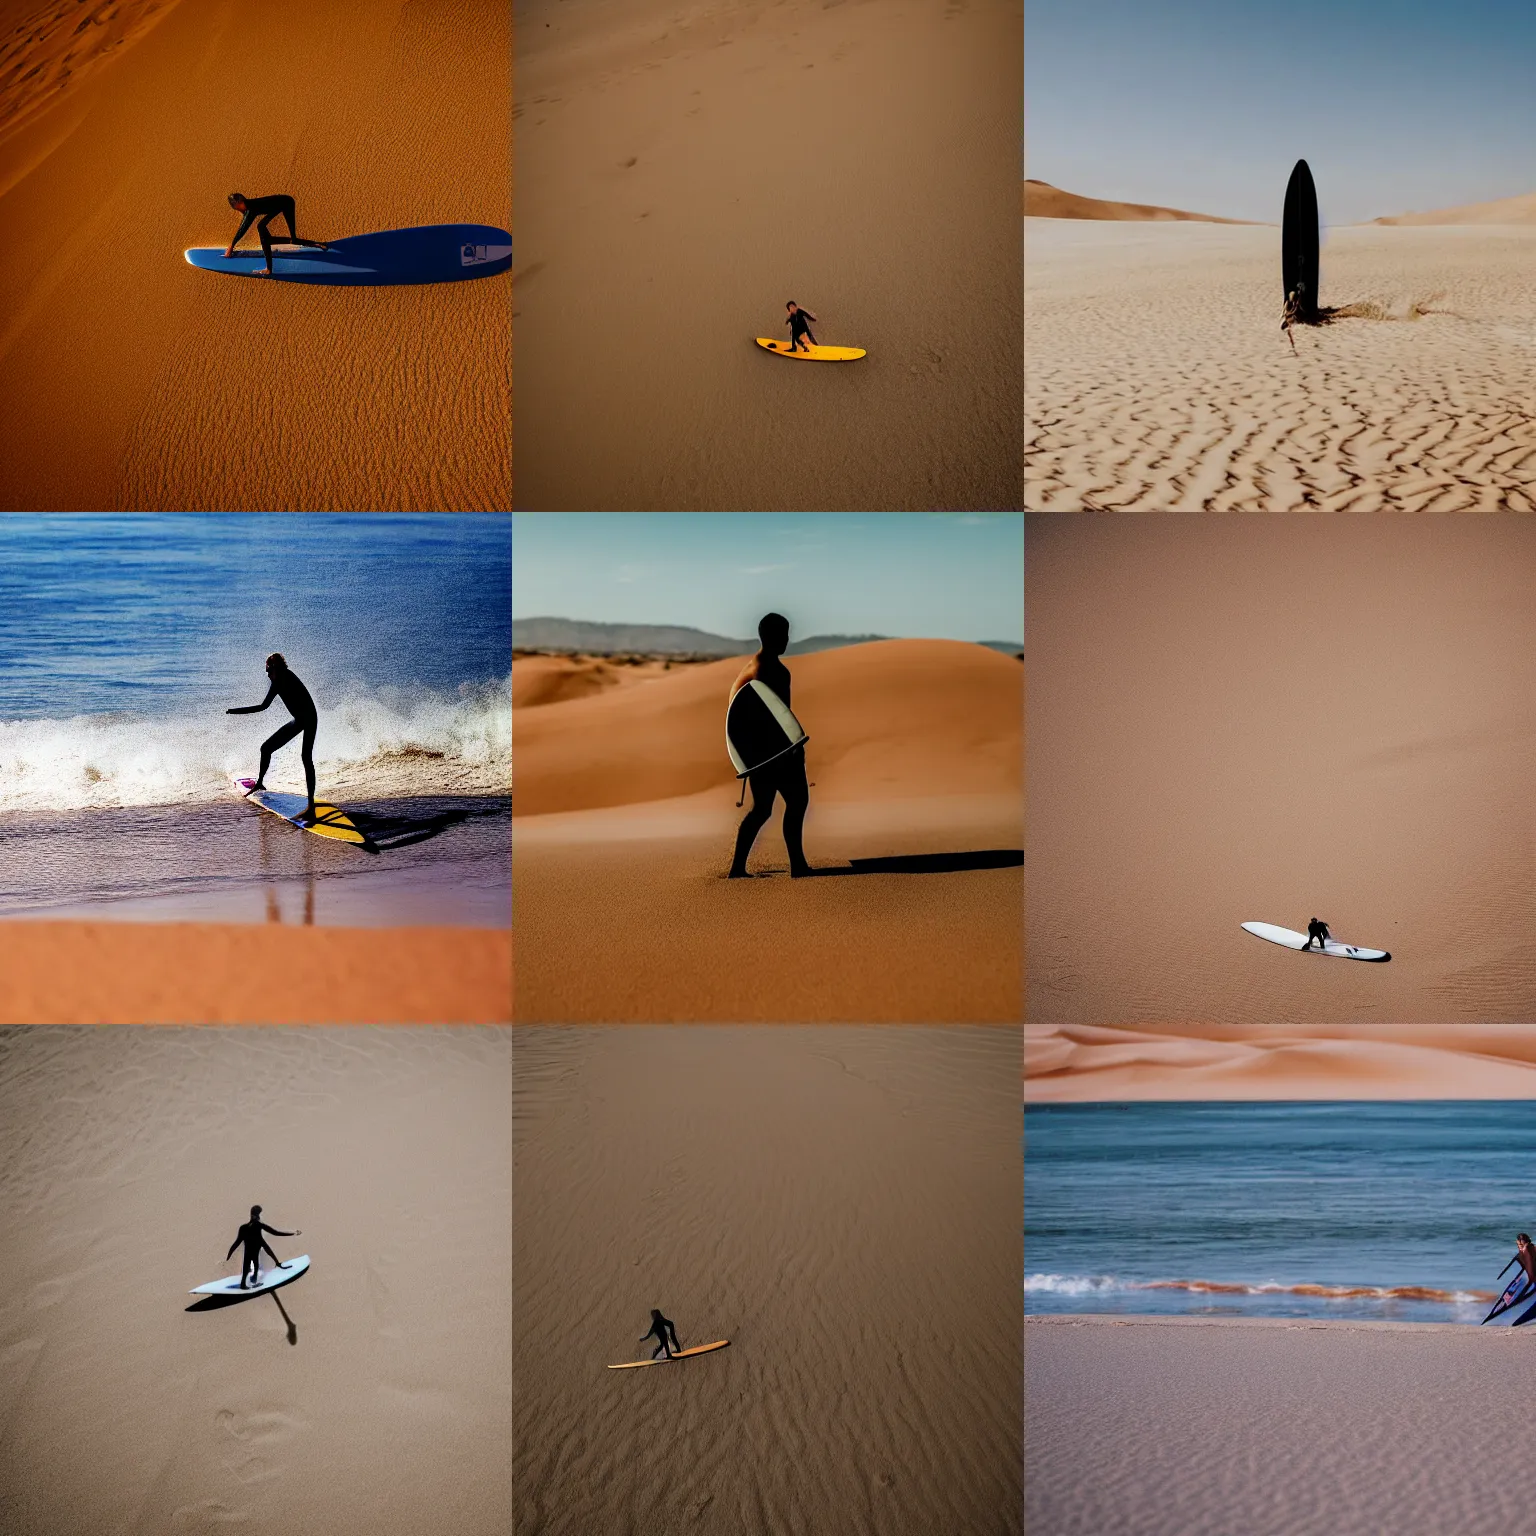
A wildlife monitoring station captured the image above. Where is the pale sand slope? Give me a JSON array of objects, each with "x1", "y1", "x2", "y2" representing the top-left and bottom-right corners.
[
  {"x1": 0, "y1": 0, "x2": 509, "y2": 511},
  {"x1": 0, "y1": 922, "x2": 512, "y2": 1023},
  {"x1": 1025, "y1": 1024, "x2": 1536, "y2": 1101},
  {"x1": 1023, "y1": 178, "x2": 1256, "y2": 224},
  {"x1": 1025, "y1": 219, "x2": 1536, "y2": 510},
  {"x1": 1028, "y1": 517, "x2": 1536, "y2": 1026},
  {"x1": 1027, "y1": 1315, "x2": 1536, "y2": 1536},
  {"x1": 512, "y1": 651, "x2": 715, "y2": 709},
  {"x1": 513, "y1": 641, "x2": 1022, "y2": 1022},
  {"x1": 515, "y1": 1027, "x2": 1021, "y2": 1536},
  {"x1": 0, "y1": 1027, "x2": 510, "y2": 1536},
  {"x1": 514, "y1": 0, "x2": 1022, "y2": 512},
  {"x1": 1374, "y1": 190, "x2": 1536, "y2": 224}
]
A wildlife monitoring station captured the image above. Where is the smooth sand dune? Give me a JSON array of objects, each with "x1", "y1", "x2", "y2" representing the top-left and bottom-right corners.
[
  {"x1": 0, "y1": 0, "x2": 509, "y2": 510},
  {"x1": 0, "y1": 1026, "x2": 510, "y2": 1536},
  {"x1": 1373, "y1": 190, "x2": 1536, "y2": 225},
  {"x1": 1027, "y1": 517, "x2": 1536, "y2": 1025},
  {"x1": 0, "y1": 921, "x2": 512, "y2": 1023},
  {"x1": 513, "y1": 641, "x2": 1023, "y2": 1022},
  {"x1": 1023, "y1": 177, "x2": 1255, "y2": 224},
  {"x1": 511, "y1": 651, "x2": 713, "y2": 710},
  {"x1": 514, "y1": 0, "x2": 1022, "y2": 511},
  {"x1": 515, "y1": 1026, "x2": 1021, "y2": 1535},
  {"x1": 1027, "y1": 1315, "x2": 1536, "y2": 1536},
  {"x1": 1024, "y1": 219, "x2": 1536, "y2": 509},
  {"x1": 1025, "y1": 1023, "x2": 1536, "y2": 1101}
]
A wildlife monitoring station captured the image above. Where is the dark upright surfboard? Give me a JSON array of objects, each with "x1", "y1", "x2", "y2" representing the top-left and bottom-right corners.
[{"x1": 1282, "y1": 159, "x2": 1320, "y2": 321}]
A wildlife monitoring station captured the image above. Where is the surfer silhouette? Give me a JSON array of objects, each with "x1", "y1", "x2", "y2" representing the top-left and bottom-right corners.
[
  {"x1": 227, "y1": 653, "x2": 319, "y2": 823},
  {"x1": 640, "y1": 1309, "x2": 681, "y2": 1360},
  {"x1": 728, "y1": 612, "x2": 812, "y2": 879},
  {"x1": 225, "y1": 192, "x2": 330, "y2": 276},
  {"x1": 226, "y1": 1205, "x2": 300, "y2": 1289},
  {"x1": 783, "y1": 300, "x2": 819, "y2": 354},
  {"x1": 1301, "y1": 917, "x2": 1331, "y2": 951}
]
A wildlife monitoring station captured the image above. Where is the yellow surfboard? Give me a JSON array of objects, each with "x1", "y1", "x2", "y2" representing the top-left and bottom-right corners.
[
  {"x1": 755, "y1": 338, "x2": 866, "y2": 362},
  {"x1": 232, "y1": 776, "x2": 372, "y2": 848},
  {"x1": 608, "y1": 1340, "x2": 730, "y2": 1369}
]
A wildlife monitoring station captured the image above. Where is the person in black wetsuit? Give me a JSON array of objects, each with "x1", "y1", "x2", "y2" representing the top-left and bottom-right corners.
[
  {"x1": 1301, "y1": 917, "x2": 1332, "y2": 951},
  {"x1": 783, "y1": 300, "x2": 819, "y2": 354},
  {"x1": 227, "y1": 653, "x2": 320, "y2": 823},
  {"x1": 225, "y1": 193, "x2": 330, "y2": 276},
  {"x1": 727, "y1": 612, "x2": 813, "y2": 879},
  {"x1": 640, "y1": 1309, "x2": 681, "y2": 1360},
  {"x1": 226, "y1": 1205, "x2": 301, "y2": 1288}
]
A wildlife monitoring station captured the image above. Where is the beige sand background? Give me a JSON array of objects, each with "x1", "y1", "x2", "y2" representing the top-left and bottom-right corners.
[
  {"x1": 514, "y1": 1025, "x2": 1021, "y2": 1535},
  {"x1": 0, "y1": 921, "x2": 512, "y2": 1022},
  {"x1": 1026, "y1": 1314, "x2": 1536, "y2": 1536},
  {"x1": 514, "y1": 0, "x2": 1022, "y2": 511},
  {"x1": 1026, "y1": 1023, "x2": 1536, "y2": 1101},
  {"x1": 0, "y1": 1025, "x2": 510, "y2": 1536},
  {"x1": 1028, "y1": 515, "x2": 1536, "y2": 1026},
  {"x1": 513, "y1": 640, "x2": 1023, "y2": 1022},
  {"x1": 1024, "y1": 218, "x2": 1536, "y2": 509},
  {"x1": 0, "y1": 0, "x2": 509, "y2": 511}
]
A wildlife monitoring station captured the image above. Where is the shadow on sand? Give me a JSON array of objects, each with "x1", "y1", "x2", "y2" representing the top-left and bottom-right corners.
[
  {"x1": 727, "y1": 849, "x2": 1023, "y2": 878},
  {"x1": 186, "y1": 1288, "x2": 300, "y2": 1344}
]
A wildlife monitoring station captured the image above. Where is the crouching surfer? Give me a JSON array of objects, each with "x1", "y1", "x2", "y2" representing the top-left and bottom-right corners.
[
  {"x1": 728, "y1": 611, "x2": 813, "y2": 878},
  {"x1": 227, "y1": 653, "x2": 320, "y2": 824},
  {"x1": 1300, "y1": 917, "x2": 1331, "y2": 951}
]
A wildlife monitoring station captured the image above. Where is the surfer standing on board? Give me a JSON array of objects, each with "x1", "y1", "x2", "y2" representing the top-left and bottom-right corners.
[
  {"x1": 224, "y1": 193, "x2": 330, "y2": 277},
  {"x1": 640, "y1": 1309, "x2": 681, "y2": 1360},
  {"x1": 227, "y1": 654, "x2": 320, "y2": 824},
  {"x1": 226, "y1": 1205, "x2": 301, "y2": 1289},
  {"x1": 782, "y1": 300, "x2": 819, "y2": 354},
  {"x1": 728, "y1": 612, "x2": 813, "y2": 879},
  {"x1": 1300, "y1": 917, "x2": 1332, "y2": 951}
]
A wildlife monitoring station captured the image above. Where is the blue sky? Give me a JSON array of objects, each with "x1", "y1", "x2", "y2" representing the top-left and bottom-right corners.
[
  {"x1": 1026, "y1": 0, "x2": 1536, "y2": 225},
  {"x1": 512, "y1": 514, "x2": 1023, "y2": 643}
]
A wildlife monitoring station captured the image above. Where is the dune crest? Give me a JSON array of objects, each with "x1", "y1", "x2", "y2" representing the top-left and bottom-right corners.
[
  {"x1": 1372, "y1": 190, "x2": 1536, "y2": 225},
  {"x1": 1024, "y1": 177, "x2": 1255, "y2": 224}
]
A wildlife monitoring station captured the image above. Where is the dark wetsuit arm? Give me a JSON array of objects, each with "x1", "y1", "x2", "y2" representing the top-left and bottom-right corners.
[
  {"x1": 227, "y1": 682, "x2": 278, "y2": 715},
  {"x1": 227, "y1": 1235, "x2": 241, "y2": 1259},
  {"x1": 230, "y1": 210, "x2": 257, "y2": 248},
  {"x1": 258, "y1": 1224, "x2": 295, "y2": 1237}
]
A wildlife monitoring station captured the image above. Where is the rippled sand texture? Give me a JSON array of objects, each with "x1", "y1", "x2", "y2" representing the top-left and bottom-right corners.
[
  {"x1": 1027, "y1": 515, "x2": 1536, "y2": 1025},
  {"x1": 513, "y1": 641, "x2": 1023, "y2": 1022},
  {"x1": 1025, "y1": 220, "x2": 1536, "y2": 510},
  {"x1": 1025, "y1": 1023, "x2": 1536, "y2": 1101},
  {"x1": 0, "y1": 0, "x2": 509, "y2": 510},
  {"x1": 1027, "y1": 1316, "x2": 1536, "y2": 1536},
  {"x1": 0, "y1": 1026, "x2": 510, "y2": 1536},
  {"x1": 514, "y1": 0, "x2": 1022, "y2": 511},
  {"x1": 514, "y1": 1026, "x2": 1021, "y2": 1535}
]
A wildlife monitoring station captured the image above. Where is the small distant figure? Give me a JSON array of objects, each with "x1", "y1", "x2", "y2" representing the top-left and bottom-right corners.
[
  {"x1": 227, "y1": 653, "x2": 320, "y2": 823},
  {"x1": 225, "y1": 192, "x2": 331, "y2": 276},
  {"x1": 1517, "y1": 1233, "x2": 1536, "y2": 1291},
  {"x1": 640, "y1": 1308, "x2": 681, "y2": 1360},
  {"x1": 226, "y1": 1204, "x2": 300, "y2": 1289},
  {"x1": 728, "y1": 612, "x2": 812, "y2": 879},
  {"x1": 783, "y1": 299, "x2": 819, "y2": 354},
  {"x1": 1301, "y1": 917, "x2": 1331, "y2": 951}
]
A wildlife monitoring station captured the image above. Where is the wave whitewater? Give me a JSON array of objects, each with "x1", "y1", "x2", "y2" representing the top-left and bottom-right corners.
[
  {"x1": 1025, "y1": 1273, "x2": 1489, "y2": 1306},
  {"x1": 0, "y1": 679, "x2": 510, "y2": 812}
]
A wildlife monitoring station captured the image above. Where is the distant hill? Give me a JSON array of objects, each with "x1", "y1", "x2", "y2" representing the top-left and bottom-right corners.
[
  {"x1": 1024, "y1": 178, "x2": 1259, "y2": 225},
  {"x1": 512, "y1": 618, "x2": 1021, "y2": 658},
  {"x1": 1370, "y1": 190, "x2": 1536, "y2": 225}
]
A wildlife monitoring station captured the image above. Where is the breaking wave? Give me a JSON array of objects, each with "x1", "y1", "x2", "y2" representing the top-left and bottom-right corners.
[{"x1": 1025, "y1": 1273, "x2": 1488, "y2": 1305}]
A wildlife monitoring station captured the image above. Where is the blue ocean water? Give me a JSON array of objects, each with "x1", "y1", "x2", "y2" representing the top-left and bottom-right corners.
[{"x1": 1025, "y1": 1102, "x2": 1536, "y2": 1324}]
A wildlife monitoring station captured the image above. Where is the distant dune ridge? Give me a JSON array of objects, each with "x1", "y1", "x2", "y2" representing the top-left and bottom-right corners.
[
  {"x1": 1371, "y1": 189, "x2": 1536, "y2": 225},
  {"x1": 1024, "y1": 177, "x2": 1257, "y2": 224},
  {"x1": 512, "y1": 617, "x2": 1022, "y2": 658}
]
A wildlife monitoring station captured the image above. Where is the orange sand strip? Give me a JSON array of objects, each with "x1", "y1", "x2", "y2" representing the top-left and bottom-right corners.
[{"x1": 0, "y1": 921, "x2": 512, "y2": 1023}]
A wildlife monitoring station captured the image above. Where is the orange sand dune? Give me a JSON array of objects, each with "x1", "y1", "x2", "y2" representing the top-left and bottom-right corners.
[
  {"x1": 1025, "y1": 1023, "x2": 1536, "y2": 1101},
  {"x1": 514, "y1": 639, "x2": 1024, "y2": 816},
  {"x1": 0, "y1": 0, "x2": 508, "y2": 510},
  {"x1": 1024, "y1": 177, "x2": 1255, "y2": 224},
  {"x1": 1372, "y1": 190, "x2": 1536, "y2": 225},
  {"x1": 511, "y1": 652, "x2": 713, "y2": 710}
]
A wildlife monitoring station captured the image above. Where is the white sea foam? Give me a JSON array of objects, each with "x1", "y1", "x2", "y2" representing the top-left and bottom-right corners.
[
  {"x1": 1024, "y1": 1273, "x2": 1122, "y2": 1297},
  {"x1": 0, "y1": 679, "x2": 510, "y2": 812}
]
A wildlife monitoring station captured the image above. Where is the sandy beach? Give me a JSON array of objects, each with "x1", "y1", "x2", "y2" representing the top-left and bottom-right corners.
[
  {"x1": 1024, "y1": 218, "x2": 1536, "y2": 509},
  {"x1": 1026, "y1": 1314, "x2": 1536, "y2": 1536},
  {"x1": 514, "y1": 0, "x2": 1022, "y2": 511},
  {"x1": 514, "y1": 1025, "x2": 1021, "y2": 1535},
  {"x1": 0, "y1": 1025, "x2": 510, "y2": 1536},
  {"x1": 0, "y1": 0, "x2": 509, "y2": 510},
  {"x1": 0, "y1": 921, "x2": 512, "y2": 1023},
  {"x1": 513, "y1": 640, "x2": 1023, "y2": 1022},
  {"x1": 1028, "y1": 515, "x2": 1536, "y2": 1026}
]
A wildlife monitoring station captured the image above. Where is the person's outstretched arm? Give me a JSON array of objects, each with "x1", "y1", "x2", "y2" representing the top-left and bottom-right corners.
[
  {"x1": 258, "y1": 1223, "x2": 297, "y2": 1237},
  {"x1": 226, "y1": 1235, "x2": 241, "y2": 1260},
  {"x1": 227, "y1": 682, "x2": 278, "y2": 715},
  {"x1": 226, "y1": 210, "x2": 257, "y2": 256}
]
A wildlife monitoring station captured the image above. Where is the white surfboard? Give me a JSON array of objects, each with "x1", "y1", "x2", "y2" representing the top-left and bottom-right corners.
[
  {"x1": 1241, "y1": 922, "x2": 1390, "y2": 962},
  {"x1": 191, "y1": 1255, "x2": 311, "y2": 1296},
  {"x1": 726, "y1": 681, "x2": 807, "y2": 777}
]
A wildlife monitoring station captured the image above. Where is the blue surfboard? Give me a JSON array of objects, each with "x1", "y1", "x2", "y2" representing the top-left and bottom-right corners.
[{"x1": 185, "y1": 223, "x2": 511, "y2": 286}]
